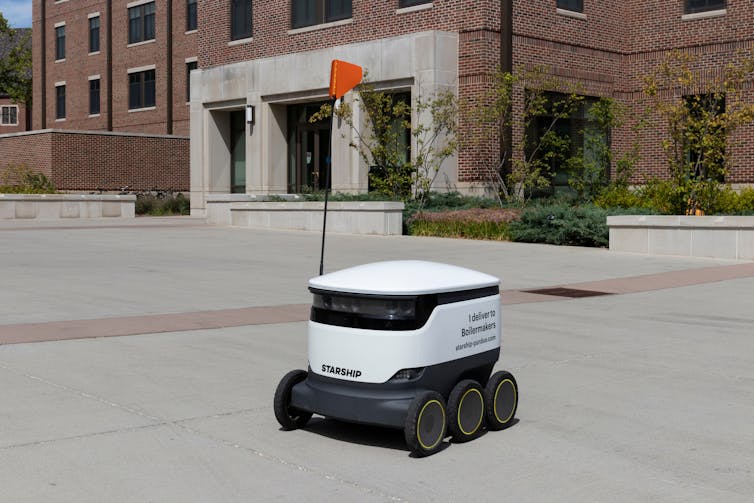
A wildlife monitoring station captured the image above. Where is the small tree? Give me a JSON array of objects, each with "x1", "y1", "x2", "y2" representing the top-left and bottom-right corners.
[
  {"x1": 312, "y1": 78, "x2": 458, "y2": 203},
  {"x1": 642, "y1": 50, "x2": 754, "y2": 214},
  {"x1": 566, "y1": 97, "x2": 625, "y2": 201},
  {"x1": 467, "y1": 66, "x2": 584, "y2": 205},
  {"x1": 0, "y1": 14, "x2": 32, "y2": 106}
]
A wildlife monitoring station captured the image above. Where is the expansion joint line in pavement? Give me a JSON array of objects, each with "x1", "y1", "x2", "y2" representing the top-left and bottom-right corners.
[
  {"x1": 1, "y1": 262, "x2": 753, "y2": 346},
  {"x1": 0, "y1": 360, "x2": 407, "y2": 502}
]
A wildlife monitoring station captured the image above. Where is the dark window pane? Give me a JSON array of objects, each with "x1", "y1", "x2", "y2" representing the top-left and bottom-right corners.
[
  {"x1": 144, "y1": 3, "x2": 156, "y2": 40},
  {"x1": 557, "y1": 0, "x2": 583, "y2": 12},
  {"x1": 292, "y1": 0, "x2": 317, "y2": 28},
  {"x1": 326, "y1": 0, "x2": 351, "y2": 22},
  {"x1": 55, "y1": 26, "x2": 65, "y2": 60},
  {"x1": 129, "y1": 73, "x2": 141, "y2": 109},
  {"x1": 186, "y1": 61, "x2": 198, "y2": 101},
  {"x1": 128, "y1": 3, "x2": 155, "y2": 43},
  {"x1": 144, "y1": 70, "x2": 156, "y2": 107},
  {"x1": 231, "y1": 0, "x2": 252, "y2": 39},
  {"x1": 89, "y1": 79, "x2": 100, "y2": 115},
  {"x1": 89, "y1": 17, "x2": 100, "y2": 52},
  {"x1": 56, "y1": 85, "x2": 66, "y2": 119},
  {"x1": 187, "y1": 0, "x2": 197, "y2": 31},
  {"x1": 685, "y1": 0, "x2": 725, "y2": 14},
  {"x1": 129, "y1": 7, "x2": 142, "y2": 44},
  {"x1": 398, "y1": 0, "x2": 431, "y2": 7}
]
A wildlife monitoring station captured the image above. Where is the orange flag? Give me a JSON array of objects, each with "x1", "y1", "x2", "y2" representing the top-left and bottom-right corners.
[{"x1": 329, "y1": 60, "x2": 363, "y2": 100}]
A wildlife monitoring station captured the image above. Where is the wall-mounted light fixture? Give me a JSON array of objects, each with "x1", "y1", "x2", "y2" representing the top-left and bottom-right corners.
[{"x1": 246, "y1": 104, "x2": 255, "y2": 125}]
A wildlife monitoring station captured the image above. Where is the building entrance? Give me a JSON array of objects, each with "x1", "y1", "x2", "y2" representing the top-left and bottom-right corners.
[{"x1": 288, "y1": 103, "x2": 331, "y2": 193}]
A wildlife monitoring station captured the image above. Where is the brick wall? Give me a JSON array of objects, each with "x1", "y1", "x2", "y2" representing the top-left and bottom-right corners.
[
  {"x1": 0, "y1": 130, "x2": 189, "y2": 191},
  {"x1": 32, "y1": 0, "x2": 196, "y2": 136},
  {"x1": 31, "y1": 0, "x2": 754, "y2": 186}
]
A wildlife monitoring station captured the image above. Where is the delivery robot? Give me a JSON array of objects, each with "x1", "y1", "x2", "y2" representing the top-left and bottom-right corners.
[{"x1": 274, "y1": 260, "x2": 518, "y2": 456}]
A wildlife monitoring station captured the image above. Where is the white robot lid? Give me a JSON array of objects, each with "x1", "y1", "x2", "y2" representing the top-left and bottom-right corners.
[{"x1": 309, "y1": 260, "x2": 500, "y2": 295}]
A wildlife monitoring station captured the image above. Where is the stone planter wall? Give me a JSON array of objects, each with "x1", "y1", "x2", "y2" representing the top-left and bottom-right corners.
[
  {"x1": 206, "y1": 194, "x2": 404, "y2": 235},
  {"x1": 0, "y1": 194, "x2": 136, "y2": 220},
  {"x1": 607, "y1": 215, "x2": 754, "y2": 260}
]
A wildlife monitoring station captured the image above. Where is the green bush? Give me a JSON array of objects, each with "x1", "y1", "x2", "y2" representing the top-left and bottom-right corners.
[
  {"x1": 735, "y1": 188, "x2": 754, "y2": 214},
  {"x1": 0, "y1": 164, "x2": 57, "y2": 194},
  {"x1": 135, "y1": 192, "x2": 190, "y2": 216},
  {"x1": 593, "y1": 184, "x2": 646, "y2": 210},
  {"x1": 508, "y1": 203, "x2": 610, "y2": 247}
]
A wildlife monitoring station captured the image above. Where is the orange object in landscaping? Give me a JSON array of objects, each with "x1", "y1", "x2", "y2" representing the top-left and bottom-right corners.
[{"x1": 329, "y1": 60, "x2": 363, "y2": 100}]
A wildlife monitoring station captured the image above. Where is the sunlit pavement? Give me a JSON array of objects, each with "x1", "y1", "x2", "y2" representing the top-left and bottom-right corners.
[{"x1": 1, "y1": 218, "x2": 752, "y2": 502}]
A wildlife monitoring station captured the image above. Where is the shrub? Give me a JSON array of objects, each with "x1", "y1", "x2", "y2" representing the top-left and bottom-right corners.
[
  {"x1": 735, "y1": 188, "x2": 754, "y2": 214},
  {"x1": 0, "y1": 164, "x2": 56, "y2": 194},
  {"x1": 593, "y1": 184, "x2": 646, "y2": 210},
  {"x1": 508, "y1": 203, "x2": 610, "y2": 247},
  {"x1": 135, "y1": 192, "x2": 189, "y2": 216}
]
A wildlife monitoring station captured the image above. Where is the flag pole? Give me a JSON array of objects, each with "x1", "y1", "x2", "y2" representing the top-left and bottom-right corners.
[
  {"x1": 318, "y1": 60, "x2": 362, "y2": 276},
  {"x1": 319, "y1": 97, "x2": 337, "y2": 277}
]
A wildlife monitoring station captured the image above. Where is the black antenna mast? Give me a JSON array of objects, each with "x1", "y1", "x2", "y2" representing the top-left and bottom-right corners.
[{"x1": 318, "y1": 97, "x2": 337, "y2": 276}]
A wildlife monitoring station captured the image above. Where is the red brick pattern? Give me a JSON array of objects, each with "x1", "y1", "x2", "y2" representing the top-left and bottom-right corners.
[
  {"x1": 0, "y1": 130, "x2": 188, "y2": 191},
  {"x1": 32, "y1": 0, "x2": 196, "y2": 136},
  {"x1": 29, "y1": 1, "x2": 754, "y2": 186}
]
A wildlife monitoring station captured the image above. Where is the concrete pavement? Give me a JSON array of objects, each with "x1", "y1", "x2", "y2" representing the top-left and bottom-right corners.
[{"x1": 1, "y1": 217, "x2": 752, "y2": 502}]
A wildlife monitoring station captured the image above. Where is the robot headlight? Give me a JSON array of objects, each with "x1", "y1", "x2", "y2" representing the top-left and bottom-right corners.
[
  {"x1": 312, "y1": 293, "x2": 416, "y2": 320},
  {"x1": 388, "y1": 367, "x2": 425, "y2": 382}
]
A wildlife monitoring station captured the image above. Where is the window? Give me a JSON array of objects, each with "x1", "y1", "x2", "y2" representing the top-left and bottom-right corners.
[
  {"x1": 56, "y1": 85, "x2": 66, "y2": 119},
  {"x1": 187, "y1": 0, "x2": 197, "y2": 31},
  {"x1": 398, "y1": 0, "x2": 431, "y2": 7},
  {"x1": 128, "y1": 69, "x2": 156, "y2": 110},
  {"x1": 89, "y1": 16, "x2": 100, "y2": 53},
  {"x1": 684, "y1": 93, "x2": 725, "y2": 180},
  {"x1": 89, "y1": 79, "x2": 101, "y2": 115},
  {"x1": 128, "y1": 2, "x2": 156, "y2": 44},
  {"x1": 291, "y1": 0, "x2": 352, "y2": 29},
  {"x1": 685, "y1": 0, "x2": 725, "y2": 14},
  {"x1": 186, "y1": 61, "x2": 197, "y2": 101},
  {"x1": 528, "y1": 92, "x2": 601, "y2": 191},
  {"x1": 1, "y1": 105, "x2": 19, "y2": 125},
  {"x1": 231, "y1": 0, "x2": 252, "y2": 40},
  {"x1": 557, "y1": 0, "x2": 583, "y2": 12},
  {"x1": 55, "y1": 25, "x2": 65, "y2": 60}
]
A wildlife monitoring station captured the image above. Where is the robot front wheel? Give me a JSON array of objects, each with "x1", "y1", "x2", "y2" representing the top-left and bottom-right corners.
[
  {"x1": 274, "y1": 369, "x2": 313, "y2": 430},
  {"x1": 404, "y1": 391, "x2": 447, "y2": 457}
]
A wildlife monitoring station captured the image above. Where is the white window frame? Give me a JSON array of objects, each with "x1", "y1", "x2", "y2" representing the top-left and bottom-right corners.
[{"x1": 1, "y1": 105, "x2": 19, "y2": 126}]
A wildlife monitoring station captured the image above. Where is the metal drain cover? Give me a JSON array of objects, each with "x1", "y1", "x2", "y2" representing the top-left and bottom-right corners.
[{"x1": 523, "y1": 287, "x2": 612, "y2": 298}]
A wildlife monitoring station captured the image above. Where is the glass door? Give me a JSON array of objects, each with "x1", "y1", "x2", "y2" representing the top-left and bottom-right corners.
[
  {"x1": 230, "y1": 110, "x2": 246, "y2": 193},
  {"x1": 295, "y1": 124, "x2": 331, "y2": 192},
  {"x1": 287, "y1": 102, "x2": 330, "y2": 193}
]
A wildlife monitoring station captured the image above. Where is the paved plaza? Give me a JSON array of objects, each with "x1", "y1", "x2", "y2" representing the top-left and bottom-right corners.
[{"x1": 1, "y1": 217, "x2": 753, "y2": 502}]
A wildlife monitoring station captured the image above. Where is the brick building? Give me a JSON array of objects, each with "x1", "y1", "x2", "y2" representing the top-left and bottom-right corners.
[
  {"x1": 31, "y1": 0, "x2": 198, "y2": 136},
  {"x1": 0, "y1": 28, "x2": 31, "y2": 135},
  {"x1": 187, "y1": 0, "x2": 754, "y2": 215}
]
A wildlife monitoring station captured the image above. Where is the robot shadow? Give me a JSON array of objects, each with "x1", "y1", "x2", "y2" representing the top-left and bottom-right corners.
[
  {"x1": 295, "y1": 417, "x2": 519, "y2": 456},
  {"x1": 302, "y1": 417, "x2": 411, "y2": 452}
]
